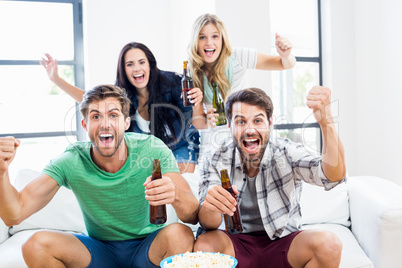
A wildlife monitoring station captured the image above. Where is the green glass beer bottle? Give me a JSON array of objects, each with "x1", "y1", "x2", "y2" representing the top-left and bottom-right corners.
[{"x1": 212, "y1": 82, "x2": 227, "y2": 126}]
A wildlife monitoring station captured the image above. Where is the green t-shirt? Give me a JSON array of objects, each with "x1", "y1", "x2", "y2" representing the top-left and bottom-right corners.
[{"x1": 42, "y1": 133, "x2": 179, "y2": 241}]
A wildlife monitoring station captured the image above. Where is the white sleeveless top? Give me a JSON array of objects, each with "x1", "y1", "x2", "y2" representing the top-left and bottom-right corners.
[
  {"x1": 134, "y1": 110, "x2": 174, "y2": 137},
  {"x1": 134, "y1": 110, "x2": 150, "y2": 133}
]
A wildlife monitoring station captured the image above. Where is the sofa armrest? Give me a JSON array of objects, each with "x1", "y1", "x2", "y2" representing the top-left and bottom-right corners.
[
  {"x1": 348, "y1": 176, "x2": 402, "y2": 268},
  {"x1": 0, "y1": 220, "x2": 9, "y2": 244}
]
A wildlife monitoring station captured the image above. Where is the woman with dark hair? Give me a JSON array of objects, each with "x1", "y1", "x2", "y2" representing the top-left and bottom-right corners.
[{"x1": 41, "y1": 42, "x2": 203, "y2": 173}]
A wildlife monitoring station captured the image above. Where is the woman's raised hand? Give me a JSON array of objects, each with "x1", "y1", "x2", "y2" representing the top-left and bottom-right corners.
[
  {"x1": 40, "y1": 53, "x2": 59, "y2": 83},
  {"x1": 275, "y1": 33, "x2": 293, "y2": 59}
]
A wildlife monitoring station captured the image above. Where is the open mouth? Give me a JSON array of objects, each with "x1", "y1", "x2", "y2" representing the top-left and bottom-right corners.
[
  {"x1": 133, "y1": 74, "x2": 144, "y2": 83},
  {"x1": 242, "y1": 138, "x2": 260, "y2": 153},
  {"x1": 204, "y1": 48, "x2": 215, "y2": 57},
  {"x1": 99, "y1": 133, "x2": 114, "y2": 145}
]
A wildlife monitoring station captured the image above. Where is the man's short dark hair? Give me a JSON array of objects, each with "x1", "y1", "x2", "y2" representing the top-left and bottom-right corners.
[
  {"x1": 80, "y1": 85, "x2": 131, "y2": 120},
  {"x1": 225, "y1": 87, "x2": 274, "y2": 124}
]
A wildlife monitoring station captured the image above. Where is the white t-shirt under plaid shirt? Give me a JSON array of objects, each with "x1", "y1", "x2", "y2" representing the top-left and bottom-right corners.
[{"x1": 198, "y1": 137, "x2": 346, "y2": 240}]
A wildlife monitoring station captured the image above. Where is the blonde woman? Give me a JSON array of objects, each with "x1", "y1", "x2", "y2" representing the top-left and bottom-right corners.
[
  {"x1": 188, "y1": 14, "x2": 296, "y2": 108},
  {"x1": 188, "y1": 13, "x2": 296, "y2": 155}
]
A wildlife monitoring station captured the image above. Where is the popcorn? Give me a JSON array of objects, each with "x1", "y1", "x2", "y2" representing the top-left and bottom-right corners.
[{"x1": 162, "y1": 251, "x2": 235, "y2": 268}]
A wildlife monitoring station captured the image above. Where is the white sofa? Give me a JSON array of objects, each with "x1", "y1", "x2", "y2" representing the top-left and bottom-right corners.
[{"x1": 1, "y1": 169, "x2": 402, "y2": 268}]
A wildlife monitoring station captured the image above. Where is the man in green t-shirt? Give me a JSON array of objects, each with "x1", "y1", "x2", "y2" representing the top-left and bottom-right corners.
[{"x1": 0, "y1": 85, "x2": 199, "y2": 267}]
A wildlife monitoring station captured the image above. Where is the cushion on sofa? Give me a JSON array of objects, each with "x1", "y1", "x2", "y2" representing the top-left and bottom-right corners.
[
  {"x1": 302, "y1": 223, "x2": 373, "y2": 268},
  {"x1": 0, "y1": 230, "x2": 38, "y2": 268},
  {"x1": 300, "y1": 180, "x2": 350, "y2": 227},
  {"x1": 348, "y1": 176, "x2": 402, "y2": 268},
  {"x1": 0, "y1": 219, "x2": 9, "y2": 244},
  {"x1": 9, "y1": 169, "x2": 85, "y2": 235},
  {"x1": 179, "y1": 172, "x2": 201, "y2": 232}
]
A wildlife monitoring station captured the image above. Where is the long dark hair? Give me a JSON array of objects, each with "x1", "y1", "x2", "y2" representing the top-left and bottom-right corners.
[{"x1": 115, "y1": 42, "x2": 177, "y2": 146}]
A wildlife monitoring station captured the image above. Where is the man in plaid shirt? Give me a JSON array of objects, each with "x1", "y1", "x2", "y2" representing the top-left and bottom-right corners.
[{"x1": 195, "y1": 87, "x2": 346, "y2": 268}]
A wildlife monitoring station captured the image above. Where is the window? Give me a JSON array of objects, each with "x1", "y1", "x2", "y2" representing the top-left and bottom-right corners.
[
  {"x1": 0, "y1": 0, "x2": 84, "y2": 139},
  {"x1": 269, "y1": 0, "x2": 322, "y2": 153},
  {"x1": 0, "y1": 0, "x2": 84, "y2": 180}
]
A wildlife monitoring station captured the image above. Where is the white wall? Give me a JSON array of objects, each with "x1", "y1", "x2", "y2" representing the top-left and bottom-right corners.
[
  {"x1": 83, "y1": 0, "x2": 402, "y2": 185},
  {"x1": 323, "y1": 0, "x2": 402, "y2": 184},
  {"x1": 83, "y1": 0, "x2": 271, "y2": 92},
  {"x1": 215, "y1": 0, "x2": 272, "y2": 95},
  {"x1": 83, "y1": 0, "x2": 215, "y2": 88},
  {"x1": 321, "y1": 0, "x2": 358, "y2": 178}
]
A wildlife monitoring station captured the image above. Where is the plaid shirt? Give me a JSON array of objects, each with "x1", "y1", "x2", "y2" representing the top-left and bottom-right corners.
[{"x1": 199, "y1": 136, "x2": 345, "y2": 239}]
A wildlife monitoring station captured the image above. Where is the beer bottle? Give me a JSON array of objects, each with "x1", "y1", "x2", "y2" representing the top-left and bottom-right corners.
[
  {"x1": 181, "y1": 60, "x2": 193, "y2": 107},
  {"x1": 212, "y1": 82, "x2": 227, "y2": 125},
  {"x1": 149, "y1": 159, "x2": 167, "y2": 224},
  {"x1": 220, "y1": 169, "x2": 243, "y2": 234}
]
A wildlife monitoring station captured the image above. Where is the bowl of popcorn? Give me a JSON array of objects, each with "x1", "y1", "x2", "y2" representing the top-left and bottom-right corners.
[{"x1": 161, "y1": 251, "x2": 238, "y2": 268}]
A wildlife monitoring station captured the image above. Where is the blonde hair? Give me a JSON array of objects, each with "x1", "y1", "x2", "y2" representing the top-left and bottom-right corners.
[{"x1": 188, "y1": 13, "x2": 232, "y2": 100}]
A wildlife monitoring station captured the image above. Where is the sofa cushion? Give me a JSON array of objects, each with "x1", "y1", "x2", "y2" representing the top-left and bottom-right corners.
[
  {"x1": 0, "y1": 229, "x2": 39, "y2": 268},
  {"x1": 348, "y1": 176, "x2": 402, "y2": 268},
  {"x1": 300, "y1": 180, "x2": 350, "y2": 227},
  {"x1": 180, "y1": 172, "x2": 201, "y2": 232},
  {"x1": 9, "y1": 169, "x2": 85, "y2": 235},
  {"x1": 0, "y1": 220, "x2": 9, "y2": 244},
  {"x1": 302, "y1": 223, "x2": 373, "y2": 268}
]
